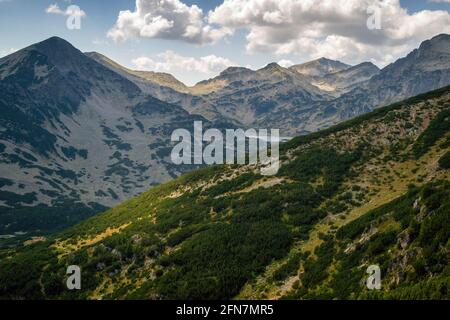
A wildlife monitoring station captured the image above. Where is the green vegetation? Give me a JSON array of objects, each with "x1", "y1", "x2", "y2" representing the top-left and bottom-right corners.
[
  {"x1": 439, "y1": 151, "x2": 450, "y2": 169},
  {"x1": 0, "y1": 87, "x2": 449, "y2": 300},
  {"x1": 282, "y1": 85, "x2": 450, "y2": 153},
  {"x1": 285, "y1": 181, "x2": 449, "y2": 300},
  {"x1": 413, "y1": 109, "x2": 450, "y2": 158}
]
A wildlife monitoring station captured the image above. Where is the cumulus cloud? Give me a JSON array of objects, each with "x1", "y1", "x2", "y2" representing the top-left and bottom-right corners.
[
  {"x1": 132, "y1": 51, "x2": 235, "y2": 75},
  {"x1": 109, "y1": 0, "x2": 450, "y2": 67},
  {"x1": 108, "y1": 0, "x2": 232, "y2": 44},
  {"x1": 46, "y1": 3, "x2": 86, "y2": 17},
  {"x1": 0, "y1": 48, "x2": 16, "y2": 58},
  {"x1": 208, "y1": 0, "x2": 450, "y2": 66}
]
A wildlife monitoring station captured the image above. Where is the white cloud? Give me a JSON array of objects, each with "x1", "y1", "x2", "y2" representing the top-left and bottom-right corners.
[
  {"x1": 132, "y1": 51, "x2": 235, "y2": 75},
  {"x1": 0, "y1": 48, "x2": 16, "y2": 58},
  {"x1": 108, "y1": 0, "x2": 450, "y2": 67},
  {"x1": 108, "y1": 0, "x2": 232, "y2": 44},
  {"x1": 46, "y1": 3, "x2": 86, "y2": 17},
  {"x1": 208, "y1": 0, "x2": 450, "y2": 66},
  {"x1": 46, "y1": 3, "x2": 64, "y2": 14},
  {"x1": 92, "y1": 38, "x2": 109, "y2": 46}
]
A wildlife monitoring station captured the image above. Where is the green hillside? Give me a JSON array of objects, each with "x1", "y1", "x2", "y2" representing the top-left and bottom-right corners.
[{"x1": 0, "y1": 86, "x2": 449, "y2": 300}]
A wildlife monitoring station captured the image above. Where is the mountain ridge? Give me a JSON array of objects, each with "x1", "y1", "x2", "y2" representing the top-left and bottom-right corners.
[
  {"x1": 289, "y1": 57, "x2": 352, "y2": 77},
  {"x1": 333, "y1": 33, "x2": 450, "y2": 122},
  {"x1": 85, "y1": 52, "x2": 190, "y2": 94},
  {"x1": 0, "y1": 36, "x2": 212, "y2": 243}
]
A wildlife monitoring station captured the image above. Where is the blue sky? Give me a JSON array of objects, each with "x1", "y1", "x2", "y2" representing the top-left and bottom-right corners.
[{"x1": 0, "y1": 0, "x2": 449, "y2": 85}]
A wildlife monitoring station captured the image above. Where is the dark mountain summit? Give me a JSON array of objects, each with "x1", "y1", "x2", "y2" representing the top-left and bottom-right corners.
[{"x1": 0, "y1": 37, "x2": 209, "y2": 242}]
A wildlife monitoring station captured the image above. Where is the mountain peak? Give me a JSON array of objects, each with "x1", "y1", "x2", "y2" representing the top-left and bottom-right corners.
[
  {"x1": 418, "y1": 33, "x2": 450, "y2": 53},
  {"x1": 290, "y1": 58, "x2": 351, "y2": 77},
  {"x1": 219, "y1": 66, "x2": 253, "y2": 77},
  {"x1": 258, "y1": 62, "x2": 293, "y2": 78},
  {"x1": 85, "y1": 51, "x2": 189, "y2": 92},
  {"x1": 380, "y1": 33, "x2": 450, "y2": 75},
  {"x1": 39, "y1": 36, "x2": 71, "y2": 45},
  {"x1": 264, "y1": 62, "x2": 283, "y2": 69},
  {"x1": 23, "y1": 36, "x2": 88, "y2": 73},
  {"x1": 258, "y1": 62, "x2": 289, "y2": 74},
  {"x1": 429, "y1": 33, "x2": 450, "y2": 42},
  {"x1": 358, "y1": 61, "x2": 378, "y2": 67},
  {"x1": 196, "y1": 66, "x2": 253, "y2": 83},
  {"x1": 30, "y1": 36, "x2": 78, "y2": 53},
  {"x1": 348, "y1": 61, "x2": 380, "y2": 71},
  {"x1": 316, "y1": 57, "x2": 336, "y2": 63}
]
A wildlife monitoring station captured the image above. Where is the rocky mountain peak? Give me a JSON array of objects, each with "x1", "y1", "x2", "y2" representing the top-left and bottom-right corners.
[
  {"x1": 85, "y1": 51, "x2": 188, "y2": 93},
  {"x1": 290, "y1": 58, "x2": 351, "y2": 77},
  {"x1": 24, "y1": 36, "x2": 89, "y2": 74},
  {"x1": 381, "y1": 34, "x2": 450, "y2": 75},
  {"x1": 419, "y1": 33, "x2": 450, "y2": 53},
  {"x1": 262, "y1": 62, "x2": 285, "y2": 71},
  {"x1": 218, "y1": 66, "x2": 254, "y2": 78}
]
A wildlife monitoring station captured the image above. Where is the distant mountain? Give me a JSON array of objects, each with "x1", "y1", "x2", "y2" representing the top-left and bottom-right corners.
[
  {"x1": 177, "y1": 35, "x2": 450, "y2": 135},
  {"x1": 334, "y1": 34, "x2": 450, "y2": 121},
  {"x1": 186, "y1": 62, "x2": 333, "y2": 131},
  {"x1": 0, "y1": 37, "x2": 210, "y2": 241},
  {"x1": 312, "y1": 62, "x2": 380, "y2": 96},
  {"x1": 190, "y1": 66, "x2": 256, "y2": 95},
  {"x1": 220, "y1": 33, "x2": 450, "y2": 135},
  {"x1": 86, "y1": 52, "x2": 226, "y2": 124},
  {"x1": 85, "y1": 35, "x2": 450, "y2": 137},
  {"x1": 1, "y1": 86, "x2": 448, "y2": 299},
  {"x1": 85, "y1": 52, "x2": 189, "y2": 93},
  {"x1": 289, "y1": 57, "x2": 351, "y2": 77}
]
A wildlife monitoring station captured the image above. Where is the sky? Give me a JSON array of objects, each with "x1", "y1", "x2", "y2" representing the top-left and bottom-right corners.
[{"x1": 0, "y1": 0, "x2": 449, "y2": 86}]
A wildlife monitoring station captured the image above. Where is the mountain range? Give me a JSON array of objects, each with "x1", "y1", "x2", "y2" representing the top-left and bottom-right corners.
[
  {"x1": 0, "y1": 85, "x2": 448, "y2": 299},
  {"x1": 93, "y1": 34, "x2": 450, "y2": 135},
  {"x1": 1, "y1": 34, "x2": 450, "y2": 244}
]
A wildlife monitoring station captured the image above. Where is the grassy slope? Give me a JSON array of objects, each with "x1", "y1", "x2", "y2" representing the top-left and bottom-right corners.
[{"x1": 0, "y1": 86, "x2": 449, "y2": 300}]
